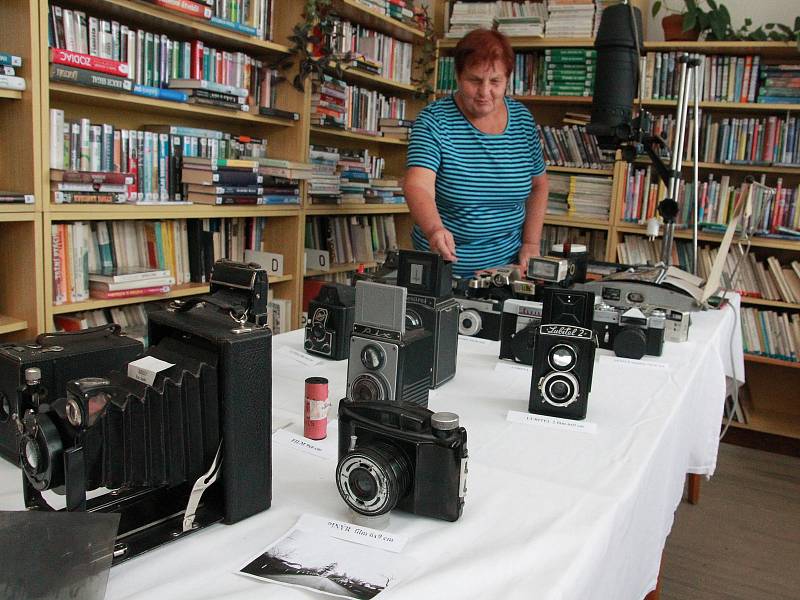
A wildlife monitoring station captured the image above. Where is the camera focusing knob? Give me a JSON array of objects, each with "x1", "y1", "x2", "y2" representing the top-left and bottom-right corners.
[{"x1": 431, "y1": 412, "x2": 459, "y2": 431}]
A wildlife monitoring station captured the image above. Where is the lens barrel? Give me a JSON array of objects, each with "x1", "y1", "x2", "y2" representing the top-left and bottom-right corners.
[{"x1": 336, "y1": 441, "x2": 412, "y2": 517}]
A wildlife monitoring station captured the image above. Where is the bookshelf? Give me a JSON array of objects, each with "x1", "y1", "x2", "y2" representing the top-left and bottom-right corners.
[
  {"x1": 0, "y1": 0, "x2": 44, "y2": 341},
  {"x1": 611, "y1": 40, "x2": 800, "y2": 440}
]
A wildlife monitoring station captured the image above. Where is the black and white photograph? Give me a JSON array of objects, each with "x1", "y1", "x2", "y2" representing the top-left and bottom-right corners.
[{"x1": 239, "y1": 527, "x2": 399, "y2": 599}]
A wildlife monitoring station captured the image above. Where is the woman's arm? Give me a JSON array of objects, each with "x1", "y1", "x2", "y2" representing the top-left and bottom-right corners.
[
  {"x1": 518, "y1": 172, "x2": 549, "y2": 269},
  {"x1": 403, "y1": 166, "x2": 457, "y2": 262}
]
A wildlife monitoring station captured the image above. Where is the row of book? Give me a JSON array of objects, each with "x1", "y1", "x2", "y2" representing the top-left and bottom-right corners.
[
  {"x1": 48, "y1": 116, "x2": 277, "y2": 203},
  {"x1": 310, "y1": 73, "x2": 408, "y2": 135},
  {"x1": 639, "y1": 53, "x2": 800, "y2": 105},
  {"x1": 547, "y1": 173, "x2": 612, "y2": 220},
  {"x1": 51, "y1": 216, "x2": 284, "y2": 304},
  {"x1": 740, "y1": 307, "x2": 799, "y2": 363},
  {"x1": 640, "y1": 112, "x2": 800, "y2": 168},
  {"x1": 539, "y1": 224, "x2": 607, "y2": 261},
  {"x1": 437, "y1": 48, "x2": 597, "y2": 97},
  {"x1": 309, "y1": 146, "x2": 405, "y2": 206},
  {"x1": 48, "y1": 3, "x2": 290, "y2": 115},
  {"x1": 305, "y1": 215, "x2": 399, "y2": 266},
  {"x1": 181, "y1": 157, "x2": 308, "y2": 205},
  {"x1": 619, "y1": 164, "x2": 800, "y2": 238},
  {"x1": 0, "y1": 50, "x2": 25, "y2": 92},
  {"x1": 353, "y1": 0, "x2": 417, "y2": 27},
  {"x1": 729, "y1": 252, "x2": 800, "y2": 304},
  {"x1": 324, "y1": 16, "x2": 414, "y2": 84},
  {"x1": 537, "y1": 120, "x2": 613, "y2": 170},
  {"x1": 445, "y1": 0, "x2": 596, "y2": 39}
]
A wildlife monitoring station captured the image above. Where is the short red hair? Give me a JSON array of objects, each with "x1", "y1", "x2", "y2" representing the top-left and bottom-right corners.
[{"x1": 453, "y1": 28, "x2": 514, "y2": 78}]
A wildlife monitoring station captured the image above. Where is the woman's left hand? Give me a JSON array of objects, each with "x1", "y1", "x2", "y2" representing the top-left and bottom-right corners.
[{"x1": 517, "y1": 243, "x2": 540, "y2": 272}]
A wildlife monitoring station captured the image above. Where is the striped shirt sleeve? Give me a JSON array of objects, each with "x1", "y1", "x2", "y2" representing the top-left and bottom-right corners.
[
  {"x1": 406, "y1": 107, "x2": 441, "y2": 172},
  {"x1": 525, "y1": 111, "x2": 547, "y2": 177}
]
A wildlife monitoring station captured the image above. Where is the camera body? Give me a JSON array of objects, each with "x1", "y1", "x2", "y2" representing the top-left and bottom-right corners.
[
  {"x1": 397, "y1": 250, "x2": 458, "y2": 388},
  {"x1": 336, "y1": 400, "x2": 467, "y2": 522},
  {"x1": 529, "y1": 287, "x2": 597, "y2": 421},
  {"x1": 454, "y1": 273, "x2": 508, "y2": 341},
  {"x1": 0, "y1": 325, "x2": 142, "y2": 464},
  {"x1": 499, "y1": 298, "x2": 543, "y2": 365},
  {"x1": 527, "y1": 244, "x2": 588, "y2": 289},
  {"x1": 305, "y1": 283, "x2": 356, "y2": 360},
  {"x1": 592, "y1": 304, "x2": 666, "y2": 359},
  {"x1": 346, "y1": 281, "x2": 433, "y2": 407},
  {"x1": 18, "y1": 260, "x2": 272, "y2": 564}
]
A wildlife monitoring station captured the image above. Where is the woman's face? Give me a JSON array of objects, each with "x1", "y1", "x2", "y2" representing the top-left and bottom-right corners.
[{"x1": 456, "y1": 59, "x2": 508, "y2": 120}]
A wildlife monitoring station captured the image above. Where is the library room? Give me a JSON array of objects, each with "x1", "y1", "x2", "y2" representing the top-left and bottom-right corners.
[{"x1": 0, "y1": 0, "x2": 797, "y2": 598}]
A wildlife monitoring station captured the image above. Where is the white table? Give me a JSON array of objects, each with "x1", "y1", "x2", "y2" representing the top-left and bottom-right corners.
[{"x1": 0, "y1": 297, "x2": 744, "y2": 600}]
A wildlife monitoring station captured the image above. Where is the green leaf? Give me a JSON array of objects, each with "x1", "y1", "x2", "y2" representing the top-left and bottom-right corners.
[
  {"x1": 684, "y1": 12, "x2": 697, "y2": 31},
  {"x1": 765, "y1": 23, "x2": 775, "y2": 30},
  {"x1": 707, "y1": 0, "x2": 718, "y2": 10},
  {"x1": 744, "y1": 18, "x2": 752, "y2": 27},
  {"x1": 652, "y1": 1, "x2": 662, "y2": 18}
]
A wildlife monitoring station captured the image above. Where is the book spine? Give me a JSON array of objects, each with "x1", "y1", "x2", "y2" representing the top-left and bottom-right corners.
[
  {"x1": 91, "y1": 285, "x2": 171, "y2": 299},
  {"x1": 50, "y1": 48, "x2": 130, "y2": 77},
  {"x1": 132, "y1": 83, "x2": 188, "y2": 103},
  {"x1": 49, "y1": 64, "x2": 133, "y2": 92},
  {"x1": 150, "y1": 0, "x2": 212, "y2": 19}
]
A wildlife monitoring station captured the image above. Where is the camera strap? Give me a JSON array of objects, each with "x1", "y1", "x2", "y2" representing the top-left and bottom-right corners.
[{"x1": 172, "y1": 289, "x2": 251, "y2": 324}]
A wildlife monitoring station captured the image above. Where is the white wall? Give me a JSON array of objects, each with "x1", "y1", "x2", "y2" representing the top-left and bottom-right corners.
[{"x1": 644, "y1": 0, "x2": 798, "y2": 41}]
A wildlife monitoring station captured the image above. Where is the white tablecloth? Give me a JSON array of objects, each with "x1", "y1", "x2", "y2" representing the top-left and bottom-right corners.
[{"x1": 0, "y1": 297, "x2": 744, "y2": 600}]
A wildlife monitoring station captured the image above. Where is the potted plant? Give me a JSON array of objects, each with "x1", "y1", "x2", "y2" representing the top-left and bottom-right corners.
[{"x1": 651, "y1": 0, "x2": 734, "y2": 41}]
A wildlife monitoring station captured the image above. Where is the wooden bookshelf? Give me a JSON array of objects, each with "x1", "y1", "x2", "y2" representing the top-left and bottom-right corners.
[
  {"x1": 46, "y1": 205, "x2": 302, "y2": 219},
  {"x1": 309, "y1": 126, "x2": 409, "y2": 146},
  {"x1": 331, "y1": 0, "x2": 425, "y2": 43},
  {"x1": 0, "y1": 89, "x2": 23, "y2": 100},
  {"x1": 643, "y1": 40, "x2": 799, "y2": 60},
  {"x1": 741, "y1": 297, "x2": 800, "y2": 311},
  {"x1": 324, "y1": 61, "x2": 419, "y2": 96},
  {"x1": 544, "y1": 215, "x2": 610, "y2": 230},
  {"x1": 513, "y1": 95, "x2": 594, "y2": 105},
  {"x1": 305, "y1": 204, "x2": 409, "y2": 216},
  {"x1": 0, "y1": 315, "x2": 28, "y2": 335},
  {"x1": 614, "y1": 224, "x2": 800, "y2": 252},
  {"x1": 548, "y1": 166, "x2": 614, "y2": 176},
  {"x1": 438, "y1": 37, "x2": 595, "y2": 50},
  {"x1": 744, "y1": 354, "x2": 800, "y2": 369},
  {"x1": 641, "y1": 99, "x2": 800, "y2": 112},
  {"x1": 306, "y1": 261, "x2": 379, "y2": 278}
]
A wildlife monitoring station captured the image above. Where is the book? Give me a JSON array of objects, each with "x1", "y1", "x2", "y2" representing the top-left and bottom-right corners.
[
  {"x1": 89, "y1": 284, "x2": 171, "y2": 299},
  {"x1": 89, "y1": 276, "x2": 176, "y2": 292},
  {"x1": 147, "y1": 0, "x2": 212, "y2": 19},
  {"x1": 89, "y1": 266, "x2": 172, "y2": 284},
  {"x1": 49, "y1": 64, "x2": 132, "y2": 92},
  {"x1": 0, "y1": 75, "x2": 26, "y2": 91},
  {"x1": 258, "y1": 106, "x2": 301, "y2": 121},
  {"x1": 0, "y1": 51, "x2": 22, "y2": 67},
  {"x1": 50, "y1": 48, "x2": 129, "y2": 77}
]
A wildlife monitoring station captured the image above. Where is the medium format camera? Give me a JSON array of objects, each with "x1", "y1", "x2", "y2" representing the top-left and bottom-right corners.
[
  {"x1": 529, "y1": 287, "x2": 597, "y2": 420},
  {"x1": 0, "y1": 325, "x2": 142, "y2": 464},
  {"x1": 336, "y1": 399, "x2": 467, "y2": 522},
  {"x1": 346, "y1": 281, "x2": 433, "y2": 407},
  {"x1": 499, "y1": 298, "x2": 543, "y2": 365},
  {"x1": 592, "y1": 304, "x2": 666, "y2": 359},
  {"x1": 527, "y1": 243, "x2": 588, "y2": 289},
  {"x1": 397, "y1": 250, "x2": 458, "y2": 388},
  {"x1": 305, "y1": 283, "x2": 356, "y2": 360},
  {"x1": 17, "y1": 260, "x2": 272, "y2": 564}
]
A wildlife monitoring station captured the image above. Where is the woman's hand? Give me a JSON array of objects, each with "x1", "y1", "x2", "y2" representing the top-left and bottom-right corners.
[
  {"x1": 428, "y1": 228, "x2": 458, "y2": 263},
  {"x1": 517, "y1": 242, "x2": 540, "y2": 271}
]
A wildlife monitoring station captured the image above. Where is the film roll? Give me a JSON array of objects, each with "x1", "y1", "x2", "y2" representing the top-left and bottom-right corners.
[{"x1": 304, "y1": 377, "x2": 330, "y2": 440}]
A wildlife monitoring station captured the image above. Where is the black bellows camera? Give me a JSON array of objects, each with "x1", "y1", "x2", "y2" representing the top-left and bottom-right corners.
[
  {"x1": 304, "y1": 283, "x2": 356, "y2": 360},
  {"x1": 397, "y1": 250, "x2": 458, "y2": 388},
  {"x1": 529, "y1": 288, "x2": 597, "y2": 421},
  {"x1": 0, "y1": 325, "x2": 143, "y2": 464},
  {"x1": 336, "y1": 400, "x2": 467, "y2": 522},
  {"x1": 346, "y1": 281, "x2": 433, "y2": 407},
  {"x1": 17, "y1": 260, "x2": 272, "y2": 564}
]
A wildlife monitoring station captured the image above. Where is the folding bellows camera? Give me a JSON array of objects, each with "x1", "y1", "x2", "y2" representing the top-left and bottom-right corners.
[{"x1": 14, "y1": 260, "x2": 272, "y2": 564}]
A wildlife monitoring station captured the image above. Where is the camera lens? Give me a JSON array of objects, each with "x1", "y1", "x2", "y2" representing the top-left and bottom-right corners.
[
  {"x1": 351, "y1": 374, "x2": 386, "y2": 402},
  {"x1": 458, "y1": 309, "x2": 482, "y2": 336},
  {"x1": 311, "y1": 324, "x2": 326, "y2": 340},
  {"x1": 548, "y1": 344, "x2": 577, "y2": 371},
  {"x1": 348, "y1": 467, "x2": 378, "y2": 500},
  {"x1": 336, "y1": 442, "x2": 412, "y2": 517},
  {"x1": 540, "y1": 372, "x2": 579, "y2": 407},
  {"x1": 360, "y1": 344, "x2": 385, "y2": 370}
]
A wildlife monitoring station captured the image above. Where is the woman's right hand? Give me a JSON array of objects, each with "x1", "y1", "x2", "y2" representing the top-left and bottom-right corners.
[{"x1": 428, "y1": 228, "x2": 458, "y2": 263}]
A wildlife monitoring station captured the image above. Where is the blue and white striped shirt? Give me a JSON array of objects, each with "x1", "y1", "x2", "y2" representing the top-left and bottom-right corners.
[{"x1": 406, "y1": 95, "x2": 546, "y2": 277}]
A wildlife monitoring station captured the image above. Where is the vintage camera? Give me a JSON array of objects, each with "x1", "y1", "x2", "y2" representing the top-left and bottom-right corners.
[
  {"x1": 336, "y1": 399, "x2": 467, "y2": 522},
  {"x1": 305, "y1": 283, "x2": 356, "y2": 360},
  {"x1": 346, "y1": 281, "x2": 433, "y2": 407},
  {"x1": 592, "y1": 303, "x2": 666, "y2": 359},
  {"x1": 529, "y1": 287, "x2": 597, "y2": 420},
  {"x1": 17, "y1": 260, "x2": 272, "y2": 564},
  {"x1": 499, "y1": 298, "x2": 543, "y2": 365},
  {"x1": 453, "y1": 273, "x2": 508, "y2": 341},
  {"x1": 527, "y1": 243, "x2": 588, "y2": 288},
  {"x1": 397, "y1": 250, "x2": 458, "y2": 388},
  {"x1": 0, "y1": 325, "x2": 142, "y2": 464},
  {"x1": 351, "y1": 250, "x2": 399, "y2": 286}
]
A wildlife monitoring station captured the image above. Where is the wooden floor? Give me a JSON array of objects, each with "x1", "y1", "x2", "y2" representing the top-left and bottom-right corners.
[{"x1": 660, "y1": 442, "x2": 800, "y2": 600}]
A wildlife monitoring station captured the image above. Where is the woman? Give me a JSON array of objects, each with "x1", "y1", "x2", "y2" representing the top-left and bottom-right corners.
[{"x1": 403, "y1": 28, "x2": 548, "y2": 277}]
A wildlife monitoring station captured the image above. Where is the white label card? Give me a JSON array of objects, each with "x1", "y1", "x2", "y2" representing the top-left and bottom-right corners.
[
  {"x1": 458, "y1": 335, "x2": 493, "y2": 346},
  {"x1": 598, "y1": 355, "x2": 669, "y2": 370},
  {"x1": 272, "y1": 428, "x2": 334, "y2": 460},
  {"x1": 297, "y1": 514, "x2": 408, "y2": 553},
  {"x1": 127, "y1": 356, "x2": 174, "y2": 386},
  {"x1": 274, "y1": 345, "x2": 322, "y2": 367},
  {"x1": 506, "y1": 410, "x2": 598, "y2": 434},
  {"x1": 494, "y1": 361, "x2": 532, "y2": 375}
]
